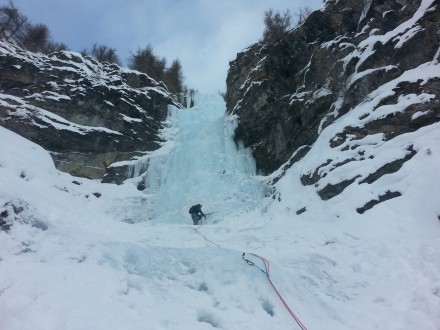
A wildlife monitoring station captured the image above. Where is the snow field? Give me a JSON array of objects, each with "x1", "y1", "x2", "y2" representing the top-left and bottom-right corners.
[{"x1": 0, "y1": 93, "x2": 439, "y2": 329}]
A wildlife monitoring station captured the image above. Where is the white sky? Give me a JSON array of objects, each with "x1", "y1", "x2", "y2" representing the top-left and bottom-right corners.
[{"x1": 5, "y1": 0, "x2": 324, "y2": 93}]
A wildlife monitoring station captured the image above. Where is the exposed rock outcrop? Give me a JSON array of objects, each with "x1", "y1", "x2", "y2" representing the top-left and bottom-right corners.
[
  {"x1": 0, "y1": 41, "x2": 179, "y2": 183},
  {"x1": 226, "y1": 0, "x2": 440, "y2": 206},
  {"x1": 0, "y1": 200, "x2": 48, "y2": 232}
]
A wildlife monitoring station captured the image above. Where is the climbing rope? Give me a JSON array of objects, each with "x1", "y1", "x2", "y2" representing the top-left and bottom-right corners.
[
  {"x1": 242, "y1": 253, "x2": 309, "y2": 330},
  {"x1": 189, "y1": 226, "x2": 309, "y2": 330},
  {"x1": 190, "y1": 224, "x2": 222, "y2": 248}
]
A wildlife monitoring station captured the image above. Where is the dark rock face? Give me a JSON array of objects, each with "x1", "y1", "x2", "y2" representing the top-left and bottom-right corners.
[
  {"x1": 0, "y1": 42, "x2": 179, "y2": 183},
  {"x1": 226, "y1": 0, "x2": 440, "y2": 204}
]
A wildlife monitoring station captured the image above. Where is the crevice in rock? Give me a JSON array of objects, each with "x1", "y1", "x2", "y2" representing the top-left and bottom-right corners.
[
  {"x1": 317, "y1": 175, "x2": 361, "y2": 200},
  {"x1": 359, "y1": 146, "x2": 416, "y2": 184},
  {"x1": 356, "y1": 190, "x2": 402, "y2": 214},
  {"x1": 300, "y1": 159, "x2": 332, "y2": 186}
]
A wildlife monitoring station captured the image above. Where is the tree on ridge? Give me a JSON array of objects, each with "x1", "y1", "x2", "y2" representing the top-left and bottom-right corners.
[{"x1": 260, "y1": 9, "x2": 291, "y2": 44}]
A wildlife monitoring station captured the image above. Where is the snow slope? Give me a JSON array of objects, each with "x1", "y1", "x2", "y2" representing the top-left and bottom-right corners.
[{"x1": 1, "y1": 94, "x2": 439, "y2": 330}]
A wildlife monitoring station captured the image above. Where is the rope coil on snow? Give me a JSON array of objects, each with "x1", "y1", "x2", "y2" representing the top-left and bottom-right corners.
[{"x1": 242, "y1": 253, "x2": 308, "y2": 330}]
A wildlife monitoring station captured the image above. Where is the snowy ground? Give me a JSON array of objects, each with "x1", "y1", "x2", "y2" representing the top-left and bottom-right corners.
[{"x1": 1, "y1": 94, "x2": 439, "y2": 330}]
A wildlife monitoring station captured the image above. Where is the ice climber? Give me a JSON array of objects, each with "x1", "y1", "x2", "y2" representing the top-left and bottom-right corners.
[{"x1": 189, "y1": 204, "x2": 206, "y2": 225}]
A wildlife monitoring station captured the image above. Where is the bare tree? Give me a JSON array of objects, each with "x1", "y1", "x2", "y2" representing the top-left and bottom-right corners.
[
  {"x1": 80, "y1": 48, "x2": 90, "y2": 57},
  {"x1": 0, "y1": 1, "x2": 69, "y2": 54},
  {"x1": 155, "y1": 56, "x2": 167, "y2": 81},
  {"x1": 164, "y1": 58, "x2": 184, "y2": 94},
  {"x1": 128, "y1": 45, "x2": 166, "y2": 82},
  {"x1": 128, "y1": 45, "x2": 154, "y2": 73},
  {"x1": 91, "y1": 43, "x2": 121, "y2": 65},
  {"x1": 21, "y1": 23, "x2": 49, "y2": 52},
  {"x1": 294, "y1": 7, "x2": 313, "y2": 26},
  {"x1": 128, "y1": 45, "x2": 187, "y2": 95},
  {"x1": 261, "y1": 9, "x2": 292, "y2": 44},
  {"x1": 46, "y1": 40, "x2": 69, "y2": 53},
  {"x1": 0, "y1": 1, "x2": 27, "y2": 41}
]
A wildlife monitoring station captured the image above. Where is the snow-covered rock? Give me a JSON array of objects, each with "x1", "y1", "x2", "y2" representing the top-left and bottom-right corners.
[
  {"x1": 0, "y1": 41, "x2": 179, "y2": 182},
  {"x1": 226, "y1": 0, "x2": 440, "y2": 212}
]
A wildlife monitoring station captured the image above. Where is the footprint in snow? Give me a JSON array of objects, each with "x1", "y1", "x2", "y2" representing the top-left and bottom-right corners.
[{"x1": 197, "y1": 309, "x2": 221, "y2": 328}]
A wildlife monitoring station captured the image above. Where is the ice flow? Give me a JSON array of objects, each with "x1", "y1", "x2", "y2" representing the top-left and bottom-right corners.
[{"x1": 140, "y1": 94, "x2": 267, "y2": 224}]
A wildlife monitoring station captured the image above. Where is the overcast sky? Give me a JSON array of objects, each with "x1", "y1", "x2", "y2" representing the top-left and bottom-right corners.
[{"x1": 5, "y1": 0, "x2": 324, "y2": 93}]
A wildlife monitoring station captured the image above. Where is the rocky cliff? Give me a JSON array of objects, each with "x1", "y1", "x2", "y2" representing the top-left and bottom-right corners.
[
  {"x1": 0, "y1": 41, "x2": 179, "y2": 184},
  {"x1": 226, "y1": 0, "x2": 440, "y2": 204}
]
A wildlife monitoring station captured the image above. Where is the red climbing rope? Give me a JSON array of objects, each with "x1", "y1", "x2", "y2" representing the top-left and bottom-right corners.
[
  {"x1": 190, "y1": 226, "x2": 309, "y2": 330},
  {"x1": 243, "y1": 253, "x2": 309, "y2": 330}
]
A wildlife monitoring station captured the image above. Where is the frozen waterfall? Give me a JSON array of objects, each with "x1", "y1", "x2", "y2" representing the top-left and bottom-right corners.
[{"x1": 140, "y1": 94, "x2": 267, "y2": 224}]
